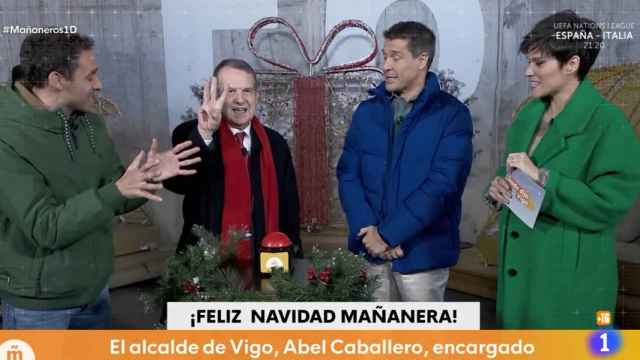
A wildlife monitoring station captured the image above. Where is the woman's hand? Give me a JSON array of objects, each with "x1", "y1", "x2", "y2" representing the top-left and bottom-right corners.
[
  {"x1": 488, "y1": 176, "x2": 512, "y2": 205},
  {"x1": 506, "y1": 152, "x2": 540, "y2": 181}
]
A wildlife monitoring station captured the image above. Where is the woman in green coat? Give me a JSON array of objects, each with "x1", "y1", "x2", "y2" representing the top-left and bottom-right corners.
[{"x1": 486, "y1": 10, "x2": 640, "y2": 328}]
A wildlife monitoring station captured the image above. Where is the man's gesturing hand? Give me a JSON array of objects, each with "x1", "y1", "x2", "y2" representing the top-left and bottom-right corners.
[
  {"x1": 197, "y1": 76, "x2": 228, "y2": 140},
  {"x1": 146, "y1": 138, "x2": 201, "y2": 182},
  {"x1": 116, "y1": 150, "x2": 163, "y2": 202}
]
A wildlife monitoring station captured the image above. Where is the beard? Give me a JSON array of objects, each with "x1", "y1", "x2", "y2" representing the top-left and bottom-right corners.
[{"x1": 69, "y1": 92, "x2": 99, "y2": 114}]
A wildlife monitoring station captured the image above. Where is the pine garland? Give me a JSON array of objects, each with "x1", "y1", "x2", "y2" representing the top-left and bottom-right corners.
[
  {"x1": 140, "y1": 225, "x2": 264, "y2": 314},
  {"x1": 140, "y1": 226, "x2": 379, "y2": 313},
  {"x1": 270, "y1": 247, "x2": 378, "y2": 301}
]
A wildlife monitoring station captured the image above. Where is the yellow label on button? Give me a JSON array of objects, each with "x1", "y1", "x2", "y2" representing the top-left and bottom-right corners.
[{"x1": 260, "y1": 252, "x2": 289, "y2": 273}]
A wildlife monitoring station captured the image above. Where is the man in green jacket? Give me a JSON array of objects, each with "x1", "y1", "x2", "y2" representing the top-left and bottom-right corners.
[{"x1": 0, "y1": 32, "x2": 200, "y2": 329}]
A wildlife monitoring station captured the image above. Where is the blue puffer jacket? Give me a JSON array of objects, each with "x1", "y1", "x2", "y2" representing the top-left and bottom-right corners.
[{"x1": 337, "y1": 71, "x2": 473, "y2": 274}]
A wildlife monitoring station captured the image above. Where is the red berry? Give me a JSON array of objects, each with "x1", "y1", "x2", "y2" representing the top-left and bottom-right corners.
[
  {"x1": 359, "y1": 268, "x2": 368, "y2": 281},
  {"x1": 319, "y1": 270, "x2": 331, "y2": 283},
  {"x1": 306, "y1": 267, "x2": 317, "y2": 281}
]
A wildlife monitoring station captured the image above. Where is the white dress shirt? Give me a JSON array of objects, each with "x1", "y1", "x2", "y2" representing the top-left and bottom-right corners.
[{"x1": 202, "y1": 123, "x2": 252, "y2": 153}]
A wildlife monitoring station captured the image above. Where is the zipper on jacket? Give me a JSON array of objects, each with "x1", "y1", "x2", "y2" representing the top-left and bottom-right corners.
[
  {"x1": 33, "y1": 247, "x2": 46, "y2": 297},
  {"x1": 380, "y1": 100, "x2": 394, "y2": 219}
]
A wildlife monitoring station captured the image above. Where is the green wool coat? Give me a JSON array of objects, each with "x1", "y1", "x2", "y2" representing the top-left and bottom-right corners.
[{"x1": 495, "y1": 79, "x2": 640, "y2": 328}]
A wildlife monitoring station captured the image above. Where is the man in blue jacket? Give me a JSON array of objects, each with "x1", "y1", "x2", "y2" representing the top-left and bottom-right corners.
[{"x1": 337, "y1": 21, "x2": 473, "y2": 301}]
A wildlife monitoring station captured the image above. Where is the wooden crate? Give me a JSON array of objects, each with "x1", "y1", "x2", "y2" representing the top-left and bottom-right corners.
[
  {"x1": 110, "y1": 208, "x2": 171, "y2": 288},
  {"x1": 449, "y1": 247, "x2": 497, "y2": 300}
]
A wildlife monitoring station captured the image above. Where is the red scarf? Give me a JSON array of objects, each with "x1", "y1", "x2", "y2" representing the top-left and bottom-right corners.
[{"x1": 220, "y1": 117, "x2": 280, "y2": 264}]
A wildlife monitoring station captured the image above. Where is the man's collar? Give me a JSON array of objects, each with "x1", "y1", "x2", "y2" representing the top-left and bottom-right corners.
[
  {"x1": 391, "y1": 92, "x2": 417, "y2": 104},
  {"x1": 228, "y1": 123, "x2": 252, "y2": 136},
  {"x1": 375, "y1": 71, "x2": 439, "y2": 106},
  {"x1": 14, "y1": 81, "x2": 48, "y2": 110}
]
